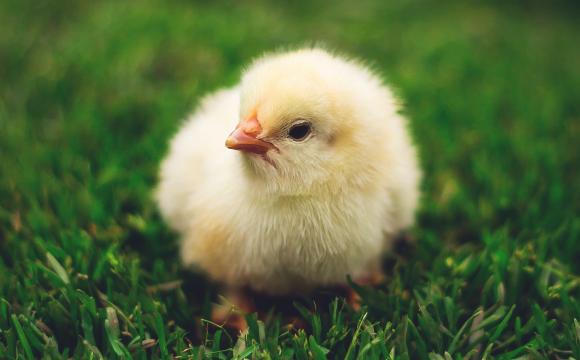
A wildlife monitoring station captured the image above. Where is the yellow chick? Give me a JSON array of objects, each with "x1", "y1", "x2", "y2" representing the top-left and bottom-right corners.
[{"x1": 156, "y1": 48, "x2": 421, "y2": 298}]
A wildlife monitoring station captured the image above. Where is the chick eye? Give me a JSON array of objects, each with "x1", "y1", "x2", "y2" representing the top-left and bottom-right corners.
[{"x1": 288, "y1": 122, "x2": 312, "y2": 141}]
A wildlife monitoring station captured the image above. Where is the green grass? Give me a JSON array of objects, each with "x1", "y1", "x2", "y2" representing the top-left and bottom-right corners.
[{"x1": 1, "y1": 0, "x2": 579, "y2": 358}]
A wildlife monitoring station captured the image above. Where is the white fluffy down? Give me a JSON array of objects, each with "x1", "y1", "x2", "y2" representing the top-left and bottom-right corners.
[{"x1": 156, "y1": 48, "x2": 421, "y2": 295}]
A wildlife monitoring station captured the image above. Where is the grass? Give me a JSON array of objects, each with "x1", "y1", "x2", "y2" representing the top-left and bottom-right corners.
[{"x1": 0, "y1": 0, "x2": 579, "y2": 358}]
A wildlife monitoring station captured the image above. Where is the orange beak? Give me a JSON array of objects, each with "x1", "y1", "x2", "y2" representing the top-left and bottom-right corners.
[{"x1": 225, "y1": 116, "x2": 276, "y2": 154}]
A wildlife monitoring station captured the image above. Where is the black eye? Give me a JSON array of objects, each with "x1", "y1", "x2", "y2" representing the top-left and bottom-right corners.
[{"x1": 288, "y1": 122, "x2": 312, "y2": 141}]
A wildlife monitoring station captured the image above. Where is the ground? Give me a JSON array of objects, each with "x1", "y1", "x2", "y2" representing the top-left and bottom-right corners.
[{"x1": 0, "y1": 0, "x2": 579, "y2": 358}]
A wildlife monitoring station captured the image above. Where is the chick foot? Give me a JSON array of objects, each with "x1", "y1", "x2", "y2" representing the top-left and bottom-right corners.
[
  {"x1": 346, "y1": 270, "x2": 385, "y2": 311},
  {"x1": 211, "y1": 289, "x2": 255, "y2": 333}
]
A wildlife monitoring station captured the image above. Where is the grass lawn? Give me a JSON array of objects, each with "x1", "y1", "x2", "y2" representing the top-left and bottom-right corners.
[{"x1": 1, "y1": 0, "x2": 579, "y2": 358}]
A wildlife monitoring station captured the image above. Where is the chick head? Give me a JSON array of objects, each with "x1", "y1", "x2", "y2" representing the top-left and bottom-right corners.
[{"x1": 226, "y1": 48, "x2": 397, "y2": 195}]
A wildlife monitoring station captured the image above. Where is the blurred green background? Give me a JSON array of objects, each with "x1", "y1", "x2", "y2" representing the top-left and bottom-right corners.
[{"x1": 0, "y1": 0, "x2": 579, "y2": 358}]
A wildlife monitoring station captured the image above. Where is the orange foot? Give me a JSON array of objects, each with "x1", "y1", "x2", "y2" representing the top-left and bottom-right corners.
[
  {"x1": 211, "y1": 289, "x2": 255, "y2": 333},
  {"x1": 345, "y1": 270, "x2": 385, "y2": 311}
]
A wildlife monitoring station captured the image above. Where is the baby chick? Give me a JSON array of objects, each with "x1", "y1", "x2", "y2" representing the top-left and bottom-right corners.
[{"x1": 156, "y1": 48, "x2": 421, "y2": 302}]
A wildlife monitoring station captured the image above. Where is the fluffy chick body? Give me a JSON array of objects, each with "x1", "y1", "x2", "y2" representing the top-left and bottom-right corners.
[{"x1": 156, "y1": 49, "x2": 421, "y2": 295}]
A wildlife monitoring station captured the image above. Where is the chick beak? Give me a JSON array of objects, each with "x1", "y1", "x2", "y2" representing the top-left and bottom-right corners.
[{"x1": 225, "y1": 117, "x2": 275, "y2": 154}]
